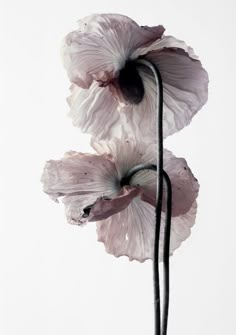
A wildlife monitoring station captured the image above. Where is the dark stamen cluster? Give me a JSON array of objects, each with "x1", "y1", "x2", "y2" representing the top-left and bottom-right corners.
[{"x1": 118, "y1": 60, "x2": 145, "y2": 104}]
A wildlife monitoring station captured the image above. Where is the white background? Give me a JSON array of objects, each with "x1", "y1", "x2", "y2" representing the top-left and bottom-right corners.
[{"x1": 1, "y1": 0, "x2": 235, "y2": 334}]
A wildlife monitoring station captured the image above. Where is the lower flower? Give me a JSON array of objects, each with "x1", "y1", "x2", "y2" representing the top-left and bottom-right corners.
[{"x1": 41, "y1": 138, "x2": 199, "y2": 262}]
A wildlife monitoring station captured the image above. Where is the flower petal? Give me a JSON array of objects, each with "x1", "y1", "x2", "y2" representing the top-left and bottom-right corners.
[
  {"x1": 163, "y1": 150, "x2": 199, "y2": 216},
  {"x1": 124, "y1": 56, "x2": 207, "y2": 139},
  {"x1": 91, "y1": 138, "x2": 156, "y2": 179},
  {"x1": 41, "y1": 151, "x2": 119, "y2": 224},
  {"x1": 132, "y1": 35, "x2": 198, "y2": 60},
  {"x1": 96, "y1": 197, "x2": 155, "y2": 262},
  {"x1": 160, "y1": 201, "x2": 198, "y2": 260},
  {"x1": 127, "y1": 148, "x2": 199, "y2": 216},
  {"x1": 96, "y1": 197, "x2": 198, "y2": 262},
  {"x1": 131, "y1": 36, "x2": 208, "y2": 137},
  {"x1": 89, "y1": 186, "x2": 141, "y2": 221},
  {"x1": 68, "y1": 82, "x2": 121, "y2": 140},
  {"x1": 62, "y1": 14, "x2": 165, "y2": 87},
  {"x1": 149, "y1": 50, "x2": 208, "y2": 136}
]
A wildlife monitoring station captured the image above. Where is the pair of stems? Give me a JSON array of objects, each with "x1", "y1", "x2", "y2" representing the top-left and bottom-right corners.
[
  {"x1": 137, "y1": 60, "x2": 172, "y2": 335},
  {"x1": 124, "y1": 163, "x2": 172, "y2": 335}
]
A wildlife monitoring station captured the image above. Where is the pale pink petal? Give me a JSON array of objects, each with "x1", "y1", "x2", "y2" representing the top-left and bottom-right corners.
[
  {"x1": 131, "y1": 36, "x2": 208, "y2": 137},
  {"x1": 91, "y1": 137, "x2": 155, "y2": 179},
  {"x1": 62, "y1": 14, "x2": 164, "y2": 87},
  {"x1": 97, "y1": 197, "x2": 198, "y2": 262},
  {"x1": 121, "y1": 55, "x2": 208, "y2": 138},
  {"x1": 96, "y1": 197, "x2": 155, "y2": 262},
  {"x1": 41, "y1": 151, "x2": 119, "y2": 224},
  {"x1": 159, "y1": 201, "x2": 198, "y2": 260},
  {"x1": 92, "y1": 140, "x2": 198, "y2": 216},
  {"x1": 132, "y1": 35, "x2": 198, "y2": 60},
  {"x1": 163, "y1": 150, "x2": 199, "y2": 216},
  {"x1": 89, "y1": 186, "x2": 141, "y2": 221},
  {"x1": 67, "y1": 82, "x2": 121, "y2": 140},
  {"x1": 122, "y1": 147, "x2": 199, "y2": 216},
  {"x1": 147, "y1": 49, "x2": 208, "y2": 136}
]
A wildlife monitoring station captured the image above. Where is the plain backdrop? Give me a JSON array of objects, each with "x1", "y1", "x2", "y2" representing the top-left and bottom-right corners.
[{"x1": 0, "y1": 0, "x2": 235, "y2": 334}]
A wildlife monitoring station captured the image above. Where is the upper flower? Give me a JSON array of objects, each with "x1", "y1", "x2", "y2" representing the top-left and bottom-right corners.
[
  {"x1": 41, "y1": 138, "x2": 199, "y2": 262},
  {"x1": 62, "y1": 13, "x2": 209, "y2": 140}
]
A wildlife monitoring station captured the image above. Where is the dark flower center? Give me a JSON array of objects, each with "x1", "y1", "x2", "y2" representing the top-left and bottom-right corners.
[
  {"x1": 82, "y1": 204, "x2": 93, "y2": 218},
  {"x1": 118, "y1": 60, "x2": 144, "y2": 104}
]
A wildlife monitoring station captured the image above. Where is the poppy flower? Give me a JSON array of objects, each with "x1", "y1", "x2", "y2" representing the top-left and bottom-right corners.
[
  {"x1": 41, "y1": 138, "x2": 199, "y2": 262},
  {"x1": 62, "y1": 13, "x2": 208, "y2": 140}
]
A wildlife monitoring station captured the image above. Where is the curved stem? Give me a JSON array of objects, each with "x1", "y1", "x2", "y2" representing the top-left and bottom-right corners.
[
  {"x1": 121, "y1": 164, "x2": 172, "y2": 335},
  {"x1": 138, "y1": 58, "x2": 163, "y2": 335},
  {"x1": 162, "y1": 171, "x2": 172, "y2": 335}
]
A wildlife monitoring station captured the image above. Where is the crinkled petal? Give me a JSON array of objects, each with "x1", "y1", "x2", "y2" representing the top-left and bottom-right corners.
[
  {"x1": 62, "y1": 13, "x2": 165, "y2": 87},
  {"x1": 41, "y1": 151, "x2": 119, "y2": 224},
  {"x1": 97, "y1": 196, "x2": 198, "y2": 262},
  {"x1": 68, "y1": 82, "x2": 121, "y2": 140},
  {"x1": 132, "y1": 35, "x2": 198, "y2": 60},
  {"x1": 88, "y1": 186, "x2": 141, "y2": 221},
  {"x1": 163, "y1": 150, "x2": 199, "y2": 216},
  {"x1": 131, "y1": 36, "x2": 208, "y2": 137},
  {"x1": 92, "y1": 139, "x2": 198, "y2": 216},
  {"x1": 96, "y1": 197, "x2": 155, "y2": 262},
  {"x1": 160, "y1": 201, "x2": 198, "y2": 260},
  {"x1": 91, "y1": 137, "x2": 155, "y2": 179},
  {"x1": 122, "y1": 56, "x2": 208, "y2": 139},
  {"x1": 148, "y1": 49, "x2": 208, "y2": 136},
  {"x1": 128, "y1": 148, "x2": 199, "y2": 216}
]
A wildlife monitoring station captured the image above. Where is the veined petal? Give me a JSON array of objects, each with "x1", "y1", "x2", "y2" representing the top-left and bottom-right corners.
[
  {"x1": 68, "y1": 82, "x2": 121, "y2": 140},
  {"x1": 96, "y1": 197, "x2": 198, "y2": 262},
  {"x1": 122, "y1": 57, "x2": 208, "y2": 139},
  {"x1": 41, "y1": 151, "x2": 119, "y2": 224},
  {"x1": 132, "y1": 35, "x2": 198, "y2": 60},
  {"x1": 96, "y1": 197, "x2": 155, "y2": 262},
  {"x1": 159, "y1": 201, "x2": 198, "y2": 260},
  {"x1": 91, "y1": 137, "x2": 156, "y2": 179},
  {"x1": 88, "y1": 186, "x2": 141, "y2": 221},
  {"x1": 131, "y1": 36, "x2": 208, "y2": 137},
  {"x1": 62, "y1": 14, "x2": 165, "y2": 87},
  {"x1": 148, "y1": 49, "x2": 208, "y2": 136},
  {"x1": 129, "y1": 148, "x2": 199, "y2": 216},
  {"x1": 163, "y1": 150, "x2": 199, "y2": 216}
]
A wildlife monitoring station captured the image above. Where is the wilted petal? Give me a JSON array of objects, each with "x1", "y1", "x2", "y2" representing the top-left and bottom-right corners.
[
  {"x1": 128, "y1": 148, "x2": 199, "y2": 216},
  {"x1": 132, "y1": 35, "x2": 198, "y2": 60},
  {"x1": 159, "y1": 201, "x2": 198, "y2": 260},
  {"x1": 68, "y1": 82, "x2": 121, "y2": 140},
  {"x1": 149, "y1": 49, "x2": 208, "y2": 136},
  {"x1": 92, "y1": 137, "x2": 156, "y2": 179},
  {"x1": 131, "y1": 36, "x2": 208, "y2": 137},
  {"x1": 62, "y1": 13, "x2": 165, "y2": 87},
  {"x1": 163, "y1": 150, "x2": 199, "y2": 216},
  {"x1": 97, "y1": 196, "x2": 198, "y2": 262},
  {"x1": 96, "y1": 197, "x2": 155, "y2": 262},
  {"x1": 41, "y1": 151, "x2": 119, "y2": 224},
  {"x1": 125, "y1": 57, "x2": 207, "y2": 138},
  {"x1": 89, "y1": 186, "x2": 141, "y2": 221}
]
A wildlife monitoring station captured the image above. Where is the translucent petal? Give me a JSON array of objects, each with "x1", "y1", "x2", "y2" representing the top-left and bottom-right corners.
[
  {"x1": 41, "y1": 151, "x2": 119, "y2": 224},
  {"x1": 62, "y1": 13, "x2": 165, "y2": 87},
  {"x1": 68, "y1": 83, "x2": 120, "y2": 140},
  {"x1": 97, "y1": 197, "x2": 198, "y2": 262}
]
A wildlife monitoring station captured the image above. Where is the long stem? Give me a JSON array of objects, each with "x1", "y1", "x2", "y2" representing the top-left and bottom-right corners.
[
  {"x1": 162, "y1": 171, "x2": 172, "y2": 335},
  {"x1": 121, "y1": 164, "x2": 172, "y2": 335},
  {"x1": 137, "y1": 59, "x2": 163, "y2": 335}
]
